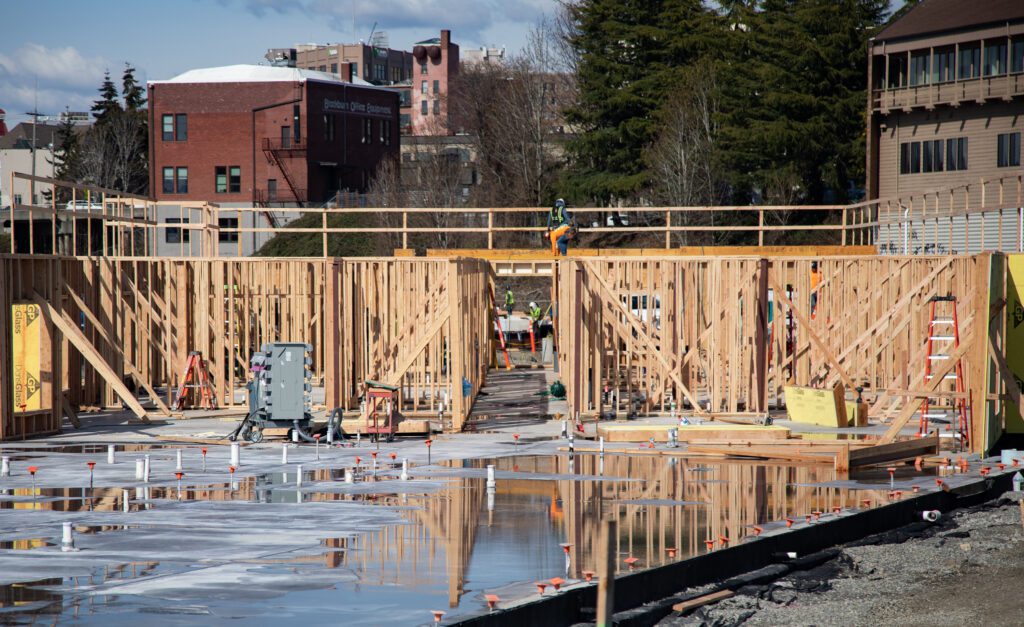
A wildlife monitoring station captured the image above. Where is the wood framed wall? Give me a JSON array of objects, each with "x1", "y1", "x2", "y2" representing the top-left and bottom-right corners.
[
  {"x1": 0, "y1": 256, "x2": 63, "y2": 439},
  {"x1": 325, "y1": 257, "x2": 491, "y2": 431},
  {"x1": 556, "y1": 255, "x2": 1000, "y2": 452}
]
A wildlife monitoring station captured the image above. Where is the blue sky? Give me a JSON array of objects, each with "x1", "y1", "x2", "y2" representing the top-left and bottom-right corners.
[{"x1": 1, "y1": 0, "x2": 559, "y2": 126}]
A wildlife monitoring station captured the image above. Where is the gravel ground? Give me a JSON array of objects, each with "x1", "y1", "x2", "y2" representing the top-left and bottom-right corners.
[{"x1": 661, "y1": 497, "x2": 1024, "y2": 627}]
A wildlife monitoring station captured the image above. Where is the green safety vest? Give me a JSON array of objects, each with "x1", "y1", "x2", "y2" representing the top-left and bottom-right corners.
[
  {"x1": 550, "y1": 206, "x2": 566, "y2": 226},
  {"x1": 529, "y1": 305, "x2": 542, "y2": 321},
  {"x1": 505, "y1": 291, "x2": 514, "y2": 306}
]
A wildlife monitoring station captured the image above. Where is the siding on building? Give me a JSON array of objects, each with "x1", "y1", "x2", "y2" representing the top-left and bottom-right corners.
[{"x1": 877, "y1": 102, "x2": 1022, "y2": 207}]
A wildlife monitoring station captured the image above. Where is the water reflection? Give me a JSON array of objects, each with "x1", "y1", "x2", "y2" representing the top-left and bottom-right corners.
[{"x1": 0, "y1": 453, "x2": 895, "y2": 622}]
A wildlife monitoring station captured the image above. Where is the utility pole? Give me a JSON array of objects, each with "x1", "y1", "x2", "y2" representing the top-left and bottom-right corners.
[{"x1": 25, "y1": 80, "x2": 48, "y2": 206}]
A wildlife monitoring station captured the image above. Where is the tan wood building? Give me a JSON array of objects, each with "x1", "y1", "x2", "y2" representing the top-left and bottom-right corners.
[{"x1": 867, "y1": 0, "x2": 1024, "y2": 253}]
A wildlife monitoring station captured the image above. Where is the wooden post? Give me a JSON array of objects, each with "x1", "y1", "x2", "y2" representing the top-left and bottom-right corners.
[
  {"x1": 665, "y1": 209, "x2": 671, "y2": 249},
  {"x1": 841, "y1": 206, "x2": 847, "y2": 246},
  {"x1": 402, "y1": 210, "x2": 408, "y2": 250},
  {"x1": 322, "y1": 206, "x2": 328, "y2": 257},
  {"x1": 758, "y1": 209, "x2": 765, "y2": 246},
  {"x1": 597, "y1": 518, "x2": 617, "y2": 627},
  {"x1": 754, "y1": 259, "x2": 769, "y2": 413},
  {"x1": 448, "y1": 261, "x2": 464, "y2": 431},
  {"x1": 487, "y1": 209, "x2": 493, "y2": 249}
]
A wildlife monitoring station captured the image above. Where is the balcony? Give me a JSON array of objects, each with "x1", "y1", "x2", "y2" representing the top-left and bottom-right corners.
[
  {"x1": 254, "y1": 188, "x2": 307, "y2": 205},
  {"x1": 261, "y1": 136, "x2": 307, "y2": 152},
  {"x1": 872, "y1": 73, "x2": 1024, "y2": 113}
]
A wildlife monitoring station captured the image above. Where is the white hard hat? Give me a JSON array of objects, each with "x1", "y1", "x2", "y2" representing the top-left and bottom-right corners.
[{"x1": 529, "y1": 301, "x2": 537, "y2": 308}]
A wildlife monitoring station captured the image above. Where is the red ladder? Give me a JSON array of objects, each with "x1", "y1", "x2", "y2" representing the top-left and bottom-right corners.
[
  {"x1": 919, "y1": 295, "x2": 969, "y2": 448},
  {"x1": 172, "y1": 351, "x2": 218, "y2": 411}
]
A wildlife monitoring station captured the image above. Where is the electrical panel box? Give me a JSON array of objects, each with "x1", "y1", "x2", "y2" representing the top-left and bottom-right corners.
[{"x1": 251, "y1": 342, "x2": 313, "y2": 423}]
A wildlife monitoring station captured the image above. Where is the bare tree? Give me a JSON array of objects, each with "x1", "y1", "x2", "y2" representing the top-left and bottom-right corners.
[
  {"x1": 644, "y1": 62, "x2": 721, "y2": 245},
  {"x1": 449, "y1": 17, "x2": 575, "y2": 247},
  {"x1": 368, "y1": 116, "x2": 471, "y2": 251}
]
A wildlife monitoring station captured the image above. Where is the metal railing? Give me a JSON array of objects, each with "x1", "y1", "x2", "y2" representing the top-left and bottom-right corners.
[{"x1": 261, "y1": 136, "x2": 307, "y2": 151}]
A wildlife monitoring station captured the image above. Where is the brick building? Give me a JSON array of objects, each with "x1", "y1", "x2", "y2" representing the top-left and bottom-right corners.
[
  {"x1": 148, "y1": 64, "x2": 399, "y2": 255},
  {"x1": 394, "y1": 30, "x2": 460, "y2": 136}
]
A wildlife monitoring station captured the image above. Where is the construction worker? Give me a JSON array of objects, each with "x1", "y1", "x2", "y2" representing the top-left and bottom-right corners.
[
  {"x1": 547, "y1": 198, "x2": 575, "y2": 256},
  {"x1": 528, "y1": 301, "x2": 543, "y2": 337},
  {"x1": 504, "y1": 285, "x2": 515, "y2": 326},
  {"x1": 810, "y1": 261, "x2": 822, "y2": 319}
]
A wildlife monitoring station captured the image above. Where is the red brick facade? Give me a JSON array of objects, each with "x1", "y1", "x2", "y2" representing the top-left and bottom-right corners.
[
  {"x1": 408, "y1": 30, "x2": 460, "y2": 135},
  {"x1": 148, "y1": 72, "x2": 399, "y2": 204}
]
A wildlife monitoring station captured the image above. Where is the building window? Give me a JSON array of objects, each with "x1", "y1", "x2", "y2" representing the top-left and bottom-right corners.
[
  {"x1": 362, "y1": 118, "x2": 372, "y2": 144},
  {"x1": 162, "y1": 167, "x2": 174, "y2": 193},
  {"x1": 215, "y1": 166, "x2": 227, "y2": 193},
  {"x1": 324, "y1": 114, "x2": 335, "y2": 141},
  {"x1": 381, "y1": 120, "x2": 391, "y2": 146},
  {"x1": 13, "y1": 194, "x2": 21, "y2": 206},
  {"x1": 933, "y1": 47, "x2": 955, "y2": 83},
  {"x1": 888, "y1": 54, "x2": 907, "y2": 88},
  {"x1": 420, "y1": 61, "x2": 427, "y2": 75},
  {"x1": 331, "y1": 63, "x2": 338, "y2": 74},
  {"x1": 268, "y1": 179, "x2": 277, "y2": 201},
  {"x1": 400, "y1": 113, "x2": 411, "y2": 129},
  {"x1": 1013, "y1": 37, "x2": 1024, "y2": 73},
  {"x1": 984, "y1": 41, "x2": 1007, "y2": 76},
  {"x1": 318, "y1": 65, "x2": 326, "y2": 72},
  {"x1": 421, "y1": 80, "x2": 428, "y2": 94},
  {"x1": 162, "y1": 114, "x2": 173, "y2": 141},
  {"x1": 929, "y1": 139, "x2": 943, "y2": 172},
  {"x1": 165, "y1": 218, "x2": 189, "y2": 244},
  {"x1": 946, "y1": 137, "x2": 968, "y2": 171},
  {"x1": 958, "y1": 44, "x2": 980, "y2": 80},
  {"x1": 351, "y1": 62, "x2": 358, "y2": 77},
  {"x1": 176, "y1": 167, "x2": 188, "y2": 194},
  {"x1": 399, "y1": 90, "x2": 411, "y2": 106},
  {"x1": 293, "y1": 105, "x2": 301, "y2": 142},
  {"x1": 421, "y1": 100, "x2": 428, "y2": 115},
  {"x1": 175, "y1": 114, "x2": 187, "y2": 141},
  {"x1": 229, "y1": 166, "x2": 241, "y2": 193},
  {"x1": 909, "y1": 51, "x2": 929, "y2": 86},
  {"x1": 433, "y1": 99, "x2": 440, "y2": 115},
  {"x1": 433, "y1": 79, "x2": 440, "y2": 94},
  {"x1": 218, "y1": 217, "x2": 239, "y2": 243},
  {"x1": 998, "y1": 132, "x2": 1021, "y2": 168}
]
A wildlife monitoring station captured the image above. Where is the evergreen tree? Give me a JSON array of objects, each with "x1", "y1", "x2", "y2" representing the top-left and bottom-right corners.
[
  {"x1": 564, "y1": 0, "x2": 714, "y2": 204},
  {"x1": 91, "y1": 71, "x2": 122, "y2": 122},
  {"x1": 714, "y1": 0, "x2": 887, "y2": 204},
  {"x1": 47, "y1": 108, "x2": 82, "y2": 203},
  {"x1": 122, "y1": 63, "x2": 146, "y2": 111}
]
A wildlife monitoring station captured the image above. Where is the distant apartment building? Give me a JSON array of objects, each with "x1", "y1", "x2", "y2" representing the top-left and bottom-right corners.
[
  {"x1": 147, "y1": 64, "x2": 399, "y2": 256},
  {"x1": 0, "y1": 122, "x2": 61, "y2": 209},
  {"x1": 267, "y1": 40, "x2": 414, "y2": 86},
  {"x1": 867, "y1": 0, "x2": 1024, "y2": 252},
  {"x1": 462, "y1": 46, "x2": 506, "y2": 66}
]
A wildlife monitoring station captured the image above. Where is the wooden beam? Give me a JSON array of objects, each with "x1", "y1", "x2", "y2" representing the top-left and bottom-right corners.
[
  {"x1": 383, "y1": 307, "x2": 451, "y2": 387},
  {"x1": 769, "y1": 273, "x2": 857, "y2": 392},
  {"x1": 849, "y1": 433, "x2": 939, "y2": 467},
  {"x1": 64, "y1": 285, "x2": 171, "y2": 416},
  {"x1": 686, "y1": 445, "x2": 835, "y2": 464},
  {"x1": 32, "y1": 294, "x2": 149, "y2": 422},
  {"x1": 672, "y1": 590, "x2": 735, "y2": 613},
  {"x1": 585, "y1": 264, "x2": 707, "y2": 415},
  {"x1": 878, "y1": 339, "x2": 972, "y2": 443}
]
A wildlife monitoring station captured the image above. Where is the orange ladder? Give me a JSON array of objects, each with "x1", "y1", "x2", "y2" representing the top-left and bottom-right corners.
[
  {"x1": 919, "y1": 295, "x2": 969, "y2": 448},
  {"x1": 171, "y1": 351, "x2": 218, "y2": 411}
]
